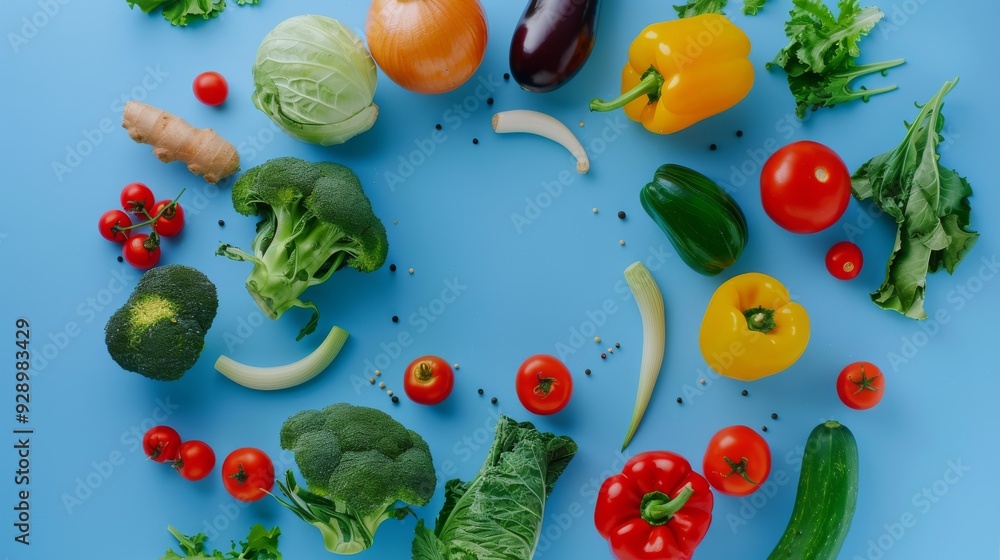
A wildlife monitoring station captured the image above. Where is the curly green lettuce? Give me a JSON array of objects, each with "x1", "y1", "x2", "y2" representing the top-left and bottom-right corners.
[
  {"x1": 674, "y1": 0, "x2": 728, "y2": 18},
  {"x1": 126, "y1": 0, "x2": 259, "y2": 27}
]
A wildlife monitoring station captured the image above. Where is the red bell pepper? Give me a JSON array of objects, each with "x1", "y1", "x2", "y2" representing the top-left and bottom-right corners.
[{"x1": 594, "y1": 451, "x2": 714, "y2": 560}]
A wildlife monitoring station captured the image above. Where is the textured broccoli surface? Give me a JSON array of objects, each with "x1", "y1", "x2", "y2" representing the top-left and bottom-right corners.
[
  {"x1": 217, "y1": 157, "x2": 388, "y2": 340},
  {"x1": 275, "y1": 403, "x2": 436, "y2": 554},
  {"x1": 104, "y1": 265, "x2": 218, "y2": 381}
]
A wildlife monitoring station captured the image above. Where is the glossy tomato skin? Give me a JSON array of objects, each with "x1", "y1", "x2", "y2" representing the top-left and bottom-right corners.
[
  {"x1": 760, "y1": 141, "x2": 852, "y2": 234},
  {"x1": 99, "y1": 209, "x2": 133, "y2": 243},
  {"x1": 142, "y1": 425, "x2": 182, "y2": 463},
  {"x1": 122, "y1": 233, "x2": 161, "y2": 269},
  {"x1": 120, "y1": 182, "x2": 156, "y2": 215},
  {"x1": 515, "y1": 354, "x2": 573, "y2": 415},
  {"x1": 193, "y1": 71, "x2": 229, "y2": 106},
  {"x1": 703, "y1": 425, "x2": 771, "y2": 496},
  {"x1": 174, "y1": 440, "x2": 216, "y2": 481},
  {"x1": 837, "y1": 361, "x2": 885, "y2": 410},
  {"x1": 222, "y1": 448, "x2": 275, "y2": 502},
  {"x1": 826, "y1": 241, "x2": 863, "y2": 280},
  {"x1": 403, "y1": 356, "x2": 454, "y2": 405},
  {"x1": 151, "y1": 200, "x2": 185, "y2": 237}
]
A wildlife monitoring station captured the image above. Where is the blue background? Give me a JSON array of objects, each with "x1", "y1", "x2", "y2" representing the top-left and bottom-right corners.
[{"x1": 1, "y1": 0, "x2": 997, "y2": 558}]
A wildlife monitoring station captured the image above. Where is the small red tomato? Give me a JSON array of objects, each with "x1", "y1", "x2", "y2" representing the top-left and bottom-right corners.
[
  {"x1": 193, "y1": 71, "x2": 229, "y2": 106},
  {"x1": 120, "y1": 182, "x2": 156, "y2": 215},
  {"x1": 151, "y1": 200, "x2": 185, "y2": 237},
  {"x1": 221, "y1": 448, "x2": 275, "y2": 502},
  {"x1": 703, "y1": 425, "x2": 771, "y2": 497},
  {"x1": 403, "y1": 356, "x2": 455, "y2": 405},
  {"x1": 142, "y1": 425, "x2": 182, "y2": 463},
  {"x1": 837, "y1": 361, "x2": 885, "y2": 410},
  {"x1": 826, "y1": 241, "x2": 863, "y2": 280},
  {"x1": 122, "y1": 233, "x2": 161, "y2": 269},
  {"x1": 760, "y1": 141, "x2": 852, "y2": 234},
  {"x1": 174, "y1": 440, "x2": 216, "y2": 481},
  {"x1": 515, "y1": 354, "x2": 573, "y2": 415},
  {"x1": 99, "y1": 209, "x2": 133, "y2": 243}
]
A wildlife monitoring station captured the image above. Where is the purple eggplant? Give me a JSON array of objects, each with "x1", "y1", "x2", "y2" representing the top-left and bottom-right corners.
[{"x1": 509, "y1": 0, "x2": 601, "y2": 93}]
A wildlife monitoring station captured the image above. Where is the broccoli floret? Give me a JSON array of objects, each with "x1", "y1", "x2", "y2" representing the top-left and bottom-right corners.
[
  {"x1": 104, "y1": 265, "x2": 218, "y2": 381},
  {"x1": 274, "y1": 403, "x2": 436, "y2": 555},
  {"x1": 216, "y1": 157, "x2": 388, "y2": 340}
]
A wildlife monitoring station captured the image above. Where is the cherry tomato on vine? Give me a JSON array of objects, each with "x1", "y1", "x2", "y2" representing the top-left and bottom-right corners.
[
  {"x1": 826, "y1": 241, "x2": 863, "y2": 280},
  {"x1": 703, "y1": 425, "x2": 771, "y2": 497},
  {"x1": 120, "y1": 182, "x2": 156, "y2": 215},
  {"x1": 151, "y1": 200, "x2": 185, "y2": 237},
  {"x1": 837, "y1": 361, "x2": 885, "y2": 410},
  {"x1": 760, "y1": 141, "x2": 852, "y2": 234},
  {"x1": 99, "y1": 209, "x2": 133, "y2": 243},
  {"x1": 403, "y1": 356, "x2": 454, "y2": 405},
  {"x1": 174, "y1": 440, "x2": 216, "y2": 481},
  {"x1": 142, "y1": 425, "x2": 182, "y2": 463},
  {"x1": 122, "y1": 233, "x2": 161, "y2": 269},
  {"x1": 221, "y1": 448, "x2": 275, "y2": 502},
  {"x1": 514, "y1": 354, "x2": 573, "y2": 415},
  {"x1": 193, "y1": 71, "x2": 229, "y2": 106}
]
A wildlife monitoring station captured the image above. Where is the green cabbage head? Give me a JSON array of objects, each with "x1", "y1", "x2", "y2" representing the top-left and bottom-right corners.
[{"x1": 251, "y1": 15, "x2": 378, "y2": 146}]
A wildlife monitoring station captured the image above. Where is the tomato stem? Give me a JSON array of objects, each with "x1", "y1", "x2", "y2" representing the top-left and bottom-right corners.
[
  {"x1": 415, "y1": 362, "x2": 434, "y2": 383},
  {"x1": 639, "y1": 483, "x2": 694, "y2": 526},
  {"x1": 721, "y1": 456, "x2": 760, "y2": 485},
  {"x1": 851, "y1": 365, "x2": 881, "y2": 394},
  {"x1": 743, "y1": 306, "x2": 777, "y2": 333},
  {"x1": 120, "y1": 188, "x2": 186, "y2": 232},
  {"x1": 227, "y1": 463, "x2": 249, "y2": 486},
  {"x1": 533, "y1": 373, "x2": 559, "y2": 398}
]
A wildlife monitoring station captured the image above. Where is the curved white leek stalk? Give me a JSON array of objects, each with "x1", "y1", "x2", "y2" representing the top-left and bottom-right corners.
[
  {"x1": 621, "y1": 262, "x2": 666, "y2": 450},
  {"x1": 491, "y1": 109, "x2": 590, "y2": 173},
  {"x1": 215, "y1": 325, "x2": 349, "y2": 390}
]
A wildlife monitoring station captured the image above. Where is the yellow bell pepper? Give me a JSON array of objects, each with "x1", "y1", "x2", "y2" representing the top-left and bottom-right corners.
[
  {"x1": 589, "y1": 14, "x2": 754, "y2": 134},
  {"x1": 699, "y1": 273, "x2": 810, "y2": 381}
]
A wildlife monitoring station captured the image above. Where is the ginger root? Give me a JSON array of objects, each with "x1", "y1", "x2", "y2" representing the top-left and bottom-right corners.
[{"x1": 122, "y1": 100, "x2": 240, "y2": 184}]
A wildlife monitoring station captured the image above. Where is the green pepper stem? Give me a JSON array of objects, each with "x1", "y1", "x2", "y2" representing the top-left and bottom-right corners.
[
  {"x1": 589, "y1": 66, "x2": 664, "y2": 113},
  {"x1": 743, "y1": 306, "x2": 776, "y2": 333},
  {"x1": 639, "y1": 483, "x2": 694, "y2": 526}
]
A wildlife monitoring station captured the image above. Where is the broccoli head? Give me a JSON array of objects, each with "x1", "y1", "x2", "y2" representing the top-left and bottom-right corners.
[
  {"x1": 216, "y1": 157, "x2": 388, "y2": 340},
  {"x1": 104, "y1": 265, "x2": 218, "y2": 381},
  {"x1": 275, "y1": 403, "x2": 436, "y2": 555}
]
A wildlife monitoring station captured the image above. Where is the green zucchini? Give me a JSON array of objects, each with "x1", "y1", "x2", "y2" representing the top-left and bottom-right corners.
[
  {"x1": 768, "y1": 421, "x2": 859, "y2": 560},
  {"x1": 639, "y1": 164, "x2": 748, "y2": 276}
]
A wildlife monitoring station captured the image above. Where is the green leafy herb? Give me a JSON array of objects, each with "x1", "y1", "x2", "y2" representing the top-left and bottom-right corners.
[
  {"x1": 743, "y1": 0, "x2": 767, "y2": 14},
  {"x1": 851, "y1": 79, "x2": 978, "y2": 319},
  {"x1": 160, "y1": 524, "x2": 281, "y2": 560},
  {"x1": 126, "y1": 0, "x2": 260, "y2": 27},
  {"x1": 674, "y1": 0, "x2": 728, "y2": 18},
  {"x1": 767, "y1": 0, "x2": 903, "y2": 117}
]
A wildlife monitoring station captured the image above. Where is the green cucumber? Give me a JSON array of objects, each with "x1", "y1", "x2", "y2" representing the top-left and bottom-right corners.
[
  {"x1": 639, "y1": 164, "x2": 748, "y2": 276},
  {"x1": 768, "y1": 421, "x2": 859, "y2": 560}
]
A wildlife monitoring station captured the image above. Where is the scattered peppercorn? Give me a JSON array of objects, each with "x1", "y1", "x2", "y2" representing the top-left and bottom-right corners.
[
  {"x1": 736, "y1": 130, "x2": 744, "y2": 137},
  {"x1": 619, "y1": 239, "x2": 625, "y2": 246},
  {"x1": 218, "y1": 219, "x2": 225, "y2": 226},
  {"x1": 585, "y1": 369, "x2": 592, "y2": 376},
  {"x1": 676, "y1": 397, "x2": 683, "y2": 404},
  {"x1": 762, "y1": 426, "x2": 769, "y2": 432},
  {"x1": 392, "y1": 315, "x2": 399, "y2": 323},
  {"x1": 592, "y1": 207, "x2": 599, "y2": 214},
  {"x1": 379, "y1": 382, "x2": 386, "y2": 389},
  {"x1": 503, "y1": 73, "x2": 510, "y2": 80},
  {"x1": 486, "y1": 97, "x2": 494, "y2": 105},
  {"x1": 117, "y1": 256, "x2": 124, "y2": 263},
  {"x1": 453, "y1": 363, "x2": 460, "y2": 370},
  {"x1": 601, "y1": 353, "x2": 607, "y2": 359},
  {"x1": 375, "y1": 370, "x2": 382, "y2": 376},
  {"x1": 771, "y1": 413, "x2": 778, "y2": 420},
  {"x1": 617, "y1": 210, "x2": 626, "y2": 219},
  {"x1": 472, "y1": 138, "x2": 479, "y2": 145},
  {"x1": 369, "y1": 377, "x2": 375, "y2": 384},
  {"x1": 709, "y1": 144, "x2": 718, "y2": 151},
  {"x1": 478, "y1": 388, "x2": 484, "y2": 395},
  {"x1": 699, "y1": 378, "x2": 706, "y2": 385},
  {"x1": 607, "y1": 347, "x2": 613, "y2": 354},
  {"x1": 391, "y1": 396, "x2": 400, "y2": 404},
  {"x1": 615, "y1": 342, "x2": 621, "y2": 349},
  {"x1": 435, "y1": 123, "x2": 442, "y2": 130},
  {"x1": 408, "y1": 267, "x2": 415, "y2": 274},
  {"x1": 387, "y1": 390, "x2": 394, "y2": 397},
  {"x1": 491, "y1": 397, "x2": 498, "y2": 404},
  {"x1": 389, "y1": 264, "x2": 397, "y2": 272},
  {"x1": 741, "y1": 389, "x2": 749, "y2": 396}
]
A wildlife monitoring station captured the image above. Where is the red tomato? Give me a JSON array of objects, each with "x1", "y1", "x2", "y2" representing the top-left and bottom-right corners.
[
  {"x1": 515, "y1": 354, "x2": 573, "y2": 415},
  {"x1": 403, "y1": 356, "x2": 454, "y2": 405},
  {"x1": 221, "y1": 448, "x2": 275, "y2": 502},
  {"x1": 142, "y1": 425, "x2": 182, "y2": 463},
  {"x1": 99, "y1": 209, "x2": 133, "y2": 243},
  {"x1": 826, "y1": 241, "x2": 863, "y2": 280},
  {"x1": 703, "y1": 425, "x2": 771, "y2": 496},
  {"x1": 193, "y1": 71, "x2": 229, "y2": 106},
  {"x1": 151, "y1": 200, "x2": 185, "y2": 237},
  {"x1": 122, "y1": 233, "x2": 161, "y2": 269},
  {"x1": 760, "y1": 141, "x2": 852, "y2": 234},
  {"x1": 837, "y1": 361, "x2": 885, "y2": 410},
  {"x1": 174, "y1": 440, "x2": 216, "y2": 481},
  {"x1": 120, "y1": 182, "x2": 156, "y2": 215}
]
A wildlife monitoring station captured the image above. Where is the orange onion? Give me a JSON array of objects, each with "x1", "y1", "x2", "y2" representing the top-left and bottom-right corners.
[{"x1": 366, "y1": 0, "x2": 488, "y2": 94}]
